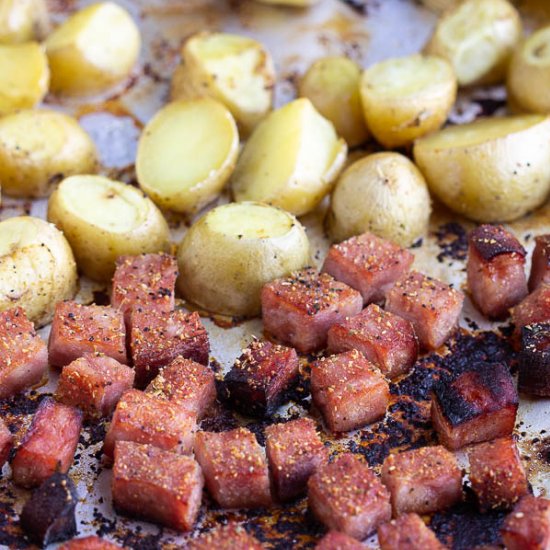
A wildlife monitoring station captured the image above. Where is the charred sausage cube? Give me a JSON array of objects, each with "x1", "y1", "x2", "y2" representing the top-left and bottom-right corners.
[
  {"x1": 265, "y1": 417, "x2": 328, "y2": 502},
  {"x1": 12, "y1": 397, "x2": 82, "y2": 488},
  {"x1": 431, "y1": 361, "x2": 518, "y2": 450},
  {"x1": 512, "y1": 284, "x2": 550, "y2": 334},
  {"x1": 261, "y1": 268, "x2": 363, "y2": 353},
  {"x1": 381, "y1": 446, "x2": 462, "y2": 516},
  {"x1": 467, "y1": 225, "x2": 528, "y2": 319},
  {"x1": 378, "y1": 513, "x2": 445, "y2": 550},
  {"x1": 130, "y1": 308, "x2": 209, "y2": 387},
  {"x1": 224, "y1": 340, "x2": 299, "y2": 418},
  {"x1": 311, "y1": 350, "x2": 390, "y2": 432},
  {"x1": 194, "y1": 427, "x2": 272, "y2": 509},
  {"x1": 56, "y1": 353, "x2": 135, "y2": 419},
  {"x1": 111, "y1": 253, "x2": 177, "y2": 323},
  {"x1": 48, "y1": 301, "x2": 127, "y2": 368},
  {"x1": 188, "y1": 522, "x2": 265, "y2": 550},
  {"x1": 103, "y1": 389, "x2": 197, "y2": 458},
  {"x1": 327, "y1": 304, "x2": 418, "y2": 379},
  {"x1": 112, "y1": 441, "x2": 204, "y2": 531},
  {"x1": 0, "y1": 307, "x2": 48, "y2": 399},
  {"x1": 146, "y1": 356, "x2": 216, "y2": 418},
  {"x1": 468, "y1": 436, "x2": 528, "y2": 512},
  {"x1": 308, "y1": 453, "x2": 391, "y2": 540},
  {"x1": 385, "y1": 271, "x2": 464, "y2": 350},
  {"x1": 59, "y1": 536, "x2": 122, "y2": 549},
  {"x1": 0, "y1": 417, "x2": 13, "y2": 468},
  {"x1": 529, "y1": 235, "x2": 550, "y2": 292},
  {"x1": 519, "y1": 323, "x2": 550, "y2": 397},
  {"x1": 322, "y1": 232, "x2": 414, "y2": 305},
  {"x1": 314, "y1": 531, "x2": 365, "y2": 549},
  {"x1": 501, "y1": 495, "x2": 550, "y2": 550}
]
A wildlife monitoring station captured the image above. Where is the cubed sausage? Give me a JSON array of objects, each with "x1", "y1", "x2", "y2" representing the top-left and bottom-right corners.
[
  {"x1": 0, "y1": 417, "x2": 13, "y2": 468},
  {"x1": 501, "y1": 495, "x2": 550, "y2": 550},
  {"x1": 529, "y1": 234, "x2": 550, "y2": 292},
  {"x1": 59, "y1": 537, "x2": 122, "y2": 549},
  {"x1": 378, "y1": 513, "x2": 445, "y2": 550},
  {"x1": 314, "y1": 531, "x2": 365, "y2": 549},
  {"x1": 188, "y1": 522, "x2": 265, "y2": 549},
  {"x1": 518, "y1": 323, "x2": 550, "y2": 397},
  {"x1": 512, "y1": 284, "x2": 550, "y2": 335}
]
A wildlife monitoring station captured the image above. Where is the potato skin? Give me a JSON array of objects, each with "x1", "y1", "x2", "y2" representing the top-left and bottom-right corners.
[
  {"x1": 48, "y1": 176, "x2": 170, "y2": 282},
  {"x1": 177, "y1": 202, "x2": 311, "y2": 317},
  {"x1": 0, "y1": 216, "x2": 77, "y2": 326},
  {"x1": 0, "y1": 110, "x2": 98, "y2": 198},
  {"x1": 0, "y1": 0, "x2": 49, "y2": 44},
  {"x1": 327, "y1": 152, "x2": 431, "y2": 246}
]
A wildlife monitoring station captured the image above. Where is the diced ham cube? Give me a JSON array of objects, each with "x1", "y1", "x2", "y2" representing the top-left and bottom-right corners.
[
  {"x1": 385, "y1": 271, "x2": 464, "y2": 350},
  {"x1": 0, "y1": 307, "x2": 48, "y2": 399},
  {"x1": 529, "y1": 234, "x2": 550, "y2": 292},
  {"x1": 56, "y1": 353, "x2": 135, "y2": 419},
  {"x1": 467, "y1": 225, "x2": 528, "y2": 319},
  {"x1": 12, "y1": 397, "x2": 82, "y2": 488},
  {"x1": 314, "y1": 531, "x2": 365, "y2": 549},
  {"x1": 322, "y1": 232, "x2": 414, "y2": 304},
  {"x1": 103, "y1": 389, "x2": 196, "y2": 458},
  {"x1": 327, "y1": 304, "x2": 418, "y2": 379},
  {"x1": 308, "y1": 453, "x2": 391, "y2": 540},
  {"x1": 59, "y1": 537, "x2": 122, "y2": 549},
  {"x1": 431, "y1": 361, "x2": 518, "y2": 450},
  {"x1": 194, "y1": 427, "x2": 272, "y2": 509},
  {"x1": 48, "y1": 301, "x2": 127, "y2": 368},
  {"x1": 146, "y1": 356, "x2": 216, "y2": 418},
  {"x1": 0, "y1": 417, "x2": 13, "y2": 467},
  {"x1": 518, "y1": 323, "x2": 550, "y2": 397},
  {"x1": 311, "y1": 350, "x2": 390, "y2": 432},
  {"x1": 188, "y1": 522, "x2": 265, "y2": 550},
  {"x1": 501, "y1": 495, "x2": 550, "y2": 550},
  {"x1": 130, "y1": 308, "x2": 209, "y2": 387},
  {"x1": 265, "y1": 417, "x2": 328, "y2": 502},
  {"x1": 468, "y1": 437, "x2": 529, "y2": 512},
  {"x1": 378, "y1": 513, "x2": 445, "y2": 550},
  {"x1": 112, "y1": 441, "x2": 203, "y2": 531},
  {"x1": 111, "y1": 253, "x2": 177, "y2": 324},
  {"x1": 224, "y1": 340, "x2": 299, "y2": 418},
  {"x1": 512, "y1": 284, "x2": 550, "y2": 333},
  {"x1": 261, "y1": 268, "x2": 363, "y2": 353},
  {"x1": 381, "y1": 446, "x2": 463, "y2": 516}
]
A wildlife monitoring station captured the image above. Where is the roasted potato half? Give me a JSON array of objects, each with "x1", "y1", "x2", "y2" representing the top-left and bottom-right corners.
[
  {"x1": 327, "y1": 152, "x2": 431, "y2": 246},
  {"x1": 232, "y1": 98, "x2": 347, "y2": 216},
  {"x1": 424, "y1": 0, "x2": 522, "y2": 87},
  {"x1": 0, "y1": 110, "x2": 98, "y2": 198},
  {"x1": 0, "y1": 42, "x2": 49, "y2": 114},
  {"x1": 0, "y1": 216, "x2": 77, "y2": 326},
  {"x1": 171, "y1": 32, "x2": 275, "y2": 135},
  {"x1": 48, "y1": 175, "x2": 170, "y2": 281},
  {"x1": 45, "y1": 2, "x2": 140, "y2": 97},
  {"x1": 0, "y1": 0, "x2": 49, "y2": 43},
  {"x1": 299, "y1": 56, "x2": 369, "y2": 147},
  {"x1": 177, "y1": 202, "x2": 311, "y2": 317},
  {"x1": 360, "y1": 54, "x2": 457, "y2": 148},
  {"x1": 136, "y1": 98, "x2": 239, "y2": 215},
  {"x1": 414, "y1": 115, "x2": 550, "y2": 222}
]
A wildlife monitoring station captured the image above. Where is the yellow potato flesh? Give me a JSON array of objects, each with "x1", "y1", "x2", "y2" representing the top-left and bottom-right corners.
[
  {"x1": 136, "y1": 98, "x2": 239, "y2": 215},
  {"x1": 0, "y1": 0, "x2": 49, "y2": 43}
]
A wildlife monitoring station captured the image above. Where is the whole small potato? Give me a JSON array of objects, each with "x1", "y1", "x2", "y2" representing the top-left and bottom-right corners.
[
  {"x1": 177, "y1": 202, "x2": 311, "y2": 317},
  {"x1": 414, "y1": 115, "x2": 550, "y2": 222},
  {"x1": 48, "y1": 175, "x2": 170, "y2": 281},
  {"x1": 232, "y1": 98, "x2": 347, "y2": 216},
  {"x1": 0, "y1": 42, "x2": 49, "y2": 114},
  {"x1": 45, "y1": 2, "x2": 140, "y2": 97},
  {"x1": 360, "y1": 54, "x2": 457, "y2": 148},
  {"x1": 136, "y1": 98, "x2": 239, "y2": 215},
  {"x1": 327, "y1": 152, "x2": 431, "y2": 246},
  {"x1": 0, "y1": 216, "x2": 77, "y2": 326},
  {"x1": 425, "y1": 0, "x2": 522, "y2": 87},
  {"x1": 299, "y1": 56, "x2": 369, "y2": 147},
  {"x1": 0, "y1": 110, "x2": 98, "y2": 198},
  {"x1": 171, "y1": 32, "x2": 275, "y2": 136},
  {"x1": 0, "y1": 0, "x2": 49, "y2": 43}
]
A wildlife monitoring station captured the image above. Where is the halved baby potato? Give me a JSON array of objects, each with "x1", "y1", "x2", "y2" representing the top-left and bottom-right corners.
[
  {"x1": 48, "y1": 175, "x2": 170, "y2": 281},
  {"x1": 0, "y1": 42, "x2": 49, "y2": 114},
  {"x1": 0, "y1": 216, "x2": 77, "y2": 326},
  {"x1": 136, "y1": 98, "x2": 239, "y2": 215},
  {"x1": 0, "y1": 0, "x2": 49, "y2": 43},
  {"x1": 413, "y1": 115, "x2": 550, "y2": 222},
  {"x1": 424, "y1": 0, "x2": 522, "y2": 87},
  {"x1": 299, "y1": 56, "x2": 369, "y2": 147},
  {"x1": 170, "y1": 31, "x2": 275, "y2": 135},
  {"x1": 232, "y1": 98, "x2": 347, "y2": 216},
  {"x1": 45, "y1": 2, "x2": 140, "y2": 97},
  {"x1": 177, "y1": 202, "x2": 311, "y2": 317},
  {"x1": 360, "y1": 54, "x2": 457, "y2": 148},
  {"x1": 0, "y1": 109, "x2": 98, "y2": 198}
]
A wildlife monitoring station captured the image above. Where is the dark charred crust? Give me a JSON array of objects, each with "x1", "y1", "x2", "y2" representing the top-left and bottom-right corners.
[
  {"x1": 519, "y1": 323, "x2": 550, "y2": 396},
  {"x1": 435, "y1": 222, "x2": 468, "y2": 263},
  {"x1": 469, "y1": 225, "x2": 526, "y2": 261}
]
